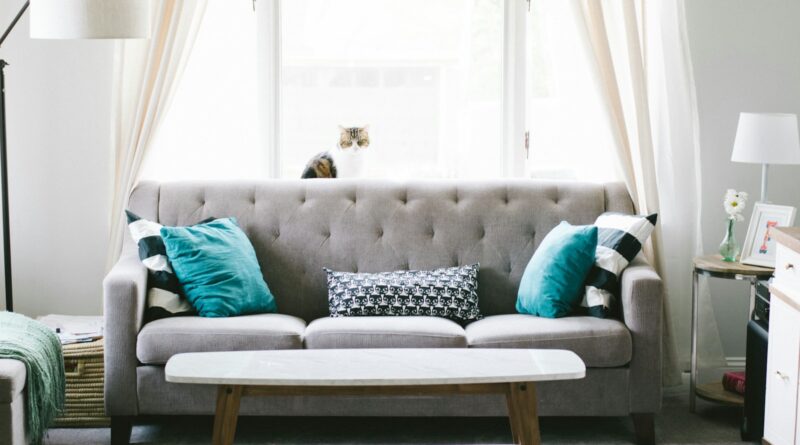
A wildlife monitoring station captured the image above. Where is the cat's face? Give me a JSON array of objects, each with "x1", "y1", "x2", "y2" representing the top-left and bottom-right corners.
[{"x1": 338, "y1": 125, "x2": 370, "y2": 150}]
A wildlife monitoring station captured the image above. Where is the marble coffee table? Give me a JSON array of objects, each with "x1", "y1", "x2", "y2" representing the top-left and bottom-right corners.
[{"x1": 165, "y1": 348, "x2": 586, "y2": 445}]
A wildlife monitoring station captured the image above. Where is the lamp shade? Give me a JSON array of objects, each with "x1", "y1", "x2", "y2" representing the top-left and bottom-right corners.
[
  {"x1": 731, "y1": 112, "x2": 800, "y2": 165},
  {"x1": 30, "y1": 0, "x2": 151, "y2": 39}
]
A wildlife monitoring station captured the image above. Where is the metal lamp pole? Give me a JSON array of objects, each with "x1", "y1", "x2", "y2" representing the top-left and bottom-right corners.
[{"x1": 0, "y1": 1, "x2": 31, "y2": 311}]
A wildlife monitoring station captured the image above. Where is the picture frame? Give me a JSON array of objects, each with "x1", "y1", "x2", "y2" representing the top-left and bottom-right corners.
[{"x1": 740, "y1": 203, "x2": 797, "y2": 267}]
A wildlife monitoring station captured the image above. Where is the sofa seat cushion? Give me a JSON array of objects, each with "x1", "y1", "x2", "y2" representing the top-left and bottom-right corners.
[
  {"x1": 137, "y1": 314, "x2": 306, "y2": 365},
  {"x1": 0, "y1": 359, "x2": 25, "y2": 403},
  {"x1": 465, "y1": 314, "x2": 631, "y2": 368},
  {"x1": 304, "y1": 316, "x2": 467, "y2": 349}
]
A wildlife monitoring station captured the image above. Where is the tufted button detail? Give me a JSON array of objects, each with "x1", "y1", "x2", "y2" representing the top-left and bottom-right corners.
[
  {"x1": 479, "y1": 227, "x2": 486, "y2": 239},
  {"x1": 377, "y1": 228, "x2": 384, "y2": 238},
  {"x1": 273, "y1": 230, "x2": 280, "y2": 239}
]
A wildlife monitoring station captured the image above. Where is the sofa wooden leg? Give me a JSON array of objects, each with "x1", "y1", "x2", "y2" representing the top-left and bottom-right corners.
[
  {"x1": 631, "y1": 413, "x2": 655, "y2": 445},
  {"x1": 110, "y1": 416, "x2": 133, "y2": 445}
]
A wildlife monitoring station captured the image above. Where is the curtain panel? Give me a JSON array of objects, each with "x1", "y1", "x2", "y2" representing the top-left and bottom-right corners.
[
  {"x1": 107, "y1": 0, "x2": 207, "y2": 268},
  {"x1": 579, "y1": 0, "x2": 711, "y2": 385}
]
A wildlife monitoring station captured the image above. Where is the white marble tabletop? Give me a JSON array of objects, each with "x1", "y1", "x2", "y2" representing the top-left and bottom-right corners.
[{"x1": 165, "y1": 348, "x2": 586, "y2": 386}]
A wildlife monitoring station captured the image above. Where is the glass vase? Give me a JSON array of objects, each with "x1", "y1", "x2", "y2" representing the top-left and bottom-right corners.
[{"x1": 719, "y1": 218, "x2": 739, "y2": 262}]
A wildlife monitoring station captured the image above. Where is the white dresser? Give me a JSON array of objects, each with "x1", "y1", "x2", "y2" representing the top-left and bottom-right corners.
[{"x1": 765, "y1": 227, "x2": 800, "y2": 445}]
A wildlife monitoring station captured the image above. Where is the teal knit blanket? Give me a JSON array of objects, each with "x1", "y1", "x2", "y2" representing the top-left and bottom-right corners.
[{"x1": 0, "y1": 311, "x2": 65, "y2": 444}]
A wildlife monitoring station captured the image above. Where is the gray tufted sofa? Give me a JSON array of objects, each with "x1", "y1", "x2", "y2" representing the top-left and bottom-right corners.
[{"x1": 104, "y1": 180, "x2": 662, "y2": 445}]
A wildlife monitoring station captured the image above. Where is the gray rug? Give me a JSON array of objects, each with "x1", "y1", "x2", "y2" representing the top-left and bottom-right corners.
[{"x1": 44, "y1": 383, "x2": 755, "y2": 444}]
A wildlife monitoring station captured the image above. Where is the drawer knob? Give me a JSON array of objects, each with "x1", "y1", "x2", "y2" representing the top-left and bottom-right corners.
[
  {"x1": 786, "y1": 263, "x2": 795, "y2": 271},
  {"x1": 776, "y1": 370, "x2": 790, "y2": 381}
]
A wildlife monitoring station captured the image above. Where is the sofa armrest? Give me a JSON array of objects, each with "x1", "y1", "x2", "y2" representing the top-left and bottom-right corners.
[
  {"x1": 620, "y1": 256, "x2": 663, "y2": 414},
  {"x1": 103, "y1": 243, "x2": 147, "y2": 416}
]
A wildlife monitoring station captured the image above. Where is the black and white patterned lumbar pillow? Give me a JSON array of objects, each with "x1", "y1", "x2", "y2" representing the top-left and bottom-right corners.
[
  {"x1": 580, "y1": 212, "x2": 657, "y2": 318},
  {"x1": 126, "y1": 211, "x2": 206, "y2": 322},
  {"x1": 325, "y1": 264, "x2": 482, "y2": 324}
]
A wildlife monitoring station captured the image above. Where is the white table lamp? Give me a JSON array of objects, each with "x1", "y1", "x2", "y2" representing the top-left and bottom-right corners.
[
  {"x1": 731, "y1": 112, "x2": 800, "y2": 203},
  {"x1": 1, "y1": 0, "x2": 151, "y2": 312}
]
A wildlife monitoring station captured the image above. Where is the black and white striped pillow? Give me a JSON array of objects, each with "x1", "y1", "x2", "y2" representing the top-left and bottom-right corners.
[
  {"x1": 126, "y1": 211, "x2": 210, "y2": 322},
  {"x1": 580, "y1": 212, "x2": 657, "y2": 318}
]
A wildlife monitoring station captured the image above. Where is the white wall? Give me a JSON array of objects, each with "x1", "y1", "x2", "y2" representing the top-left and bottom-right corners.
[
  {"x1": 0, "y1": 4, "x2": 114, "y2": 317},
  {"x1": 2, "y1": 0, "x2": 799, "y2": 363},
  {"x1": 685, "y1": 0, "x2": 800, "y2": 362}
]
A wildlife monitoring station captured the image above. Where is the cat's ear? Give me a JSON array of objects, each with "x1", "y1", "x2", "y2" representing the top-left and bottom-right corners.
[
  {"x1": 362, "y1": 124, "x2": 370, "y2": 131},
  {"x1": 338, "y1": 125, "x2": 347, "y2": 133}
]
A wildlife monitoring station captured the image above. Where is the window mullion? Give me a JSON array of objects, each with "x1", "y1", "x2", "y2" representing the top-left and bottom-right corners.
[
  {"x1": 257, "y1": 0, "x2": 281, "y2": 178},
  {"x1": 503, "y1": 0, "x2": 528, "y2": 177}
]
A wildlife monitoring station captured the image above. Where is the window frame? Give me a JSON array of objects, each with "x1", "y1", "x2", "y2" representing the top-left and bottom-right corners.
[{"x1": 255, "y1": 0, "x2": 529, "y2": 178}]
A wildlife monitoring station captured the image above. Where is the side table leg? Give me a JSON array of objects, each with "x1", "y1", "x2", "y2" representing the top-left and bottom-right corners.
[
  {"x1": 748, "y1": 277, "x2": 757, "y2": 320},
  {"x1": 690, "y1": 270, "x2": 699, "y2": 413},
  {"x1": 212, "y1": 385, "x2": 243, "y2": 445}
]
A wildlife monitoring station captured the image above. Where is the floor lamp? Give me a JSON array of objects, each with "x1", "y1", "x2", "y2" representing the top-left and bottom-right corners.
[{"x1": 0, "y1": 0, "x2": 150, "y2": 311}]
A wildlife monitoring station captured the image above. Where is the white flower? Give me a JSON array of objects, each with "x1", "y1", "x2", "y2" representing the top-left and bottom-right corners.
[
  {"x1": 723, "y1": 189, "x2": 748, "y2": 220},
  {"x1": 725, "y1": 189, "x2": 749, "y2": 202}
]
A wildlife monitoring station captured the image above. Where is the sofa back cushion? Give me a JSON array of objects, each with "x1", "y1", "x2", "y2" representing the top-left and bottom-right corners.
[{"x1": 128, "y1": 180, "x2": 633, "y2": 322}]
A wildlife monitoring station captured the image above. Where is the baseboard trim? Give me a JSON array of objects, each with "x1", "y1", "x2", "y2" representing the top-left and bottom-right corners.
[
  {"x1": 726, "y1": 356, "x2": 746, "y2": 368},
  {"x1": 678, "y1": 356, "x2": 746, "y2": 373}
]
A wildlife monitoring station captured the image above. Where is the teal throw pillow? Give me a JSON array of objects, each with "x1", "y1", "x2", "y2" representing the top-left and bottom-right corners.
[
  {"x1": 516, "y1": 221, "x2": 598, "y2": 318},
  {"x1": 160, "y1": 217, "x2": 277, "y2": 317}
]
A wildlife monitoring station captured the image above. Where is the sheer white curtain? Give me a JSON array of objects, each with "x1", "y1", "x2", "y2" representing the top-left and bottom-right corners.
[
  {"x1": 577, "y1": 0, "x2": 712, "y2": 385},
  {"x1": 107, "y1": 0, "x2": 208, "y2": 268},
  {"x1": 644, "y1": 0, "x2": 726, "y2": 380}
]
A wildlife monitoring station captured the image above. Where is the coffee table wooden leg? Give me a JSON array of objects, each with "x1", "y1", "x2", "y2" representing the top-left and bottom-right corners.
[
  {"x1": 508, "y1": 382, "x2": 541, "y2": 445},
  {"x1": 213, "y1": 385, "x2": 243, "y2": 445},
  {"x1": 506, "y1": 385, "x2": 523, "y2": 444}
]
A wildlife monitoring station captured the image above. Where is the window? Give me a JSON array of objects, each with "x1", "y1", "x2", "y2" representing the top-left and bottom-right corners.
[
  {"x1": 275, "y1": 0, "x2": 505, "y2": 178},
  {"x1": 141, "y1": 0, "x2": 261, "y2": 181},
  {"x1": 525, "y1": 0, "x2": 620, "y2": 182},
  {"x1": 143, "y1": 0, "x2": 621, "y2": 183}
]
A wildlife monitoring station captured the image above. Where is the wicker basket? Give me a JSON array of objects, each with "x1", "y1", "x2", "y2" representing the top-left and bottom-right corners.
[{"x1": 53, "y1": 339, "x2": 109, "y2": 427}]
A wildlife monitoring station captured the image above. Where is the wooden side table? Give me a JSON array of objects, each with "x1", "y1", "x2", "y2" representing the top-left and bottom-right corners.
[{"x1": 690, "y1": 255, "x2": 773, "y2": 412}]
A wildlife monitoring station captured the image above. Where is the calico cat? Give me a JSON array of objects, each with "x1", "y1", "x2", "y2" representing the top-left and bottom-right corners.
[
  {"x1": 301, "y1": 125, "x2": 370, "y2": 178},
  {"x1": 301, "y1": 152, "x2": 337, "y2": 178},
  {"x1": 338, "y1": 125, "x2": 370, "y2": 150}
]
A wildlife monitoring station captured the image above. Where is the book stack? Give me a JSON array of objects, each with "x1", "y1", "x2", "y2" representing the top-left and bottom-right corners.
[
  {"x1": 37, "y1": 314, "x2": 103, "y2": 345},
  {"x1": 723, "y1": 371, "x2": 746, "y2": 395}
]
